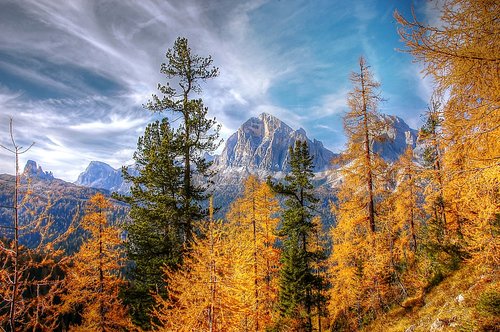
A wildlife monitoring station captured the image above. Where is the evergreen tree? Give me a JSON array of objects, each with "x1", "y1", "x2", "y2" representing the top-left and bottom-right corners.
[
  {"x1": 145, "y1": 36, "x2": 220, "y2": 243},
  {"x1": 119, "y1": 37, "x2": 220, "y2": 327},
  {"x1": 268, "y1": 140, "x2": 324, "y2": 331},
  {"x1": 119, "y1": 119, "x2": 182, "y2": 327}
]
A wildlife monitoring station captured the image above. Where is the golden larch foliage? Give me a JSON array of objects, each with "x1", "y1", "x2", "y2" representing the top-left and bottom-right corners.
[
  {"x1": 396, "y1": 0, "x2": 499, "y2": 269},
  {"x1": 62, "y1": 193, "x2": 134, "y2": 331},
  {"x1": 152, "y1": 220, "x2": 250, "y2": 331},
  {"x1": 226, "y1": 175, "x2": 281, "y2": 330}
]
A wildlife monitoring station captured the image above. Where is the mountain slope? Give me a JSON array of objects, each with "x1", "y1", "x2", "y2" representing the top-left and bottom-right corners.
[
  {"x1": 365, "y1": 263, "x2": 499, "y2": 332},
  {"x1": 0, "y1": 161, "x2": 128, "y2": 250}
]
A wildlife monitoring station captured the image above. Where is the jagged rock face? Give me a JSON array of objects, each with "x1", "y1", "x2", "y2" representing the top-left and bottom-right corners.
[
  {"x1": 214, "y1": 113, "x2": 336, "y2": 172},
  {"x1": 75, "y1": 161, "x2": 130, "y2": 194},
  {"x1": 373, "y1": 114, "x2": 418, "y2": 162},
  {"x1": 23, "y1": 160, "x2": 54, "y2": 180}
]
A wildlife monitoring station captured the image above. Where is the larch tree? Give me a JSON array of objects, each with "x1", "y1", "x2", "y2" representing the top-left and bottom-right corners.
[
  {"x1": 268, "y1": 140, "x2": 324, "y2": 332},
  {"x1": 344, "y1": 56, "x2": 386, "y2": 233},
  {"x1": 385, "y1": 132, "x2": 427, "y2": 299},
  {"x1": 152, "y1": 217, "x2": 249, "y2": 331},
  {"x1": 119, "y1": 36, "x2": 220, "y2": 326},
  {"x1": 328, "y1": 57, "x2": 393, "y2": 330},
  {"x1": 396, "y1": 0, "x2": 499, "y2": 268},
  {"x1": 226, "y1": 175, "x2": 281, "y2": 331},
  {"x1": 62, "y1": 193, "x2": 133, "y2": 331}
]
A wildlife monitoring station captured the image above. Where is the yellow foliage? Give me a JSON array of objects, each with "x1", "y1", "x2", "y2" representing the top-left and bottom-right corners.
[
  {"x1": 62, "y1": 193, "x2": 134, "y2": 331},
  {"x1": 396, "y1": 0, "x2": 500, "y2": 269}
]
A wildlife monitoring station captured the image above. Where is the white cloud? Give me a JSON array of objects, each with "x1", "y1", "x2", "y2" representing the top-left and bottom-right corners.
[
  {"x1": 310, "y1": 88, "x2": 349, "y2": 118},
  {"x1": 0, "y1": 0, "x2": 430, "y2": 180}
]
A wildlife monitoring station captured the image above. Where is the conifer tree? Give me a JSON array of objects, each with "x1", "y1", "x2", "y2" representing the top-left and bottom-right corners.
[
  {"x1": 328, "y1": 58, "x2": 393, "y2": 329},
  {"x1": 268, "y1": 140, "x2": 324, "y2": 331},
  {"x1": 0, "y1": 119, "x2": 69, "y2": 331},
  {"x1": 62, "y1": 194, "x2": 133, "y2": 331},
  {"x1": 152, "y1": 219, "x2": 248, "y2": 331},
  {"x1": 145, "y1": 36, "x2": 220, "y2": 243},
  {"x1": 119, "y1": 118, "x2": 183, "y2": 325},
  {"x1": 385, "y1": 133, "x2": 427, "y2": 298},
  {"x1": 226, "y1": 176, "x2": 281, "y2": 330},
  {"x1": 343, "y1": 56, "x2": 386, "y2": 233},
  {"x1": 396, "y1": 0, "x2": 499, "y2": 268},
  {"x1": 120, "y1": 37, "x2": 220, "y2": 326}
]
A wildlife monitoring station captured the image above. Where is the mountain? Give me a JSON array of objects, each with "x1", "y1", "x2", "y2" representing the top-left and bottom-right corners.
[
  {"x1": 209, "y1": 113, "x2": 339, "y2": 218},
  {"x1": 214, "y1": 113, "x2": 336, "y2": 173},
  {"x1": 373, "y1": 114, "x2": 418, "y2": 161},
  {"x1": 73, "y1": 112, "x2": 419, "y2": 219},
  {"x1": 23, "y1": 159, "x2": 55, "y2": 180},
  {"x1": 0, "y1": 161, "x2": 127, "y2": 250},
  {"x1": 75, "y1": 161, "x2": 131, "y2": 194}
]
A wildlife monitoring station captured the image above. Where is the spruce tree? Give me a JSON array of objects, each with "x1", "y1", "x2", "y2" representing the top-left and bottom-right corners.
[
  {"x1": 268, "y1": 140, "x2": 324, "y2": 331},
  {"x1": 118, "y1": 37, "x2": 220, "y2": 328}
]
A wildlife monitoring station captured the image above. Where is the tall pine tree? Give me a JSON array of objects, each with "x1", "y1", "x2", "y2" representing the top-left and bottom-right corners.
[
  {"x1": 119, "y1": 37, "x2": 220, "y2": 328},
  {"x1": 268, "y1": 140, "x2": 324, "y2": 332}
]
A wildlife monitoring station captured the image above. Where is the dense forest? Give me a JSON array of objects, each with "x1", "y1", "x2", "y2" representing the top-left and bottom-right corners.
[{"x1": 0, "y1": 0, "x2": 498, "y2": 331}]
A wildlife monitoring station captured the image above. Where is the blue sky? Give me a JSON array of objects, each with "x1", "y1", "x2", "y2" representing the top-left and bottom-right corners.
[{"x1": 0, "y1": 0, "x2": 438, "y2": 181}]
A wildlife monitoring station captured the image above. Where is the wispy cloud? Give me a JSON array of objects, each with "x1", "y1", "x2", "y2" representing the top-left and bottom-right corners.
[{"x1": 0, "y1": 0, "x2": 428, "y2": 180}]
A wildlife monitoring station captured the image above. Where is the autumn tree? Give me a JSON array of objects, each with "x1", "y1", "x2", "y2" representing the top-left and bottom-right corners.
[
  {"x1": 384, "y1": 132, "x2": 428, "y2": 299},
  {"x1": 226, "y1": 176, "x2": 281, "y2": 331},
  {"x1": 0, "y1": 118, "x2": 34, "y2": 331},
  {"x1": 120, "y1": 36, "x2": 220, "y2": 326},
  {"x1": 0, "y1": 119, "x2": 69, "y2": 331},
  {"x1": 328, "y1": 58, "x2": 395, "y2": 329},
  {"x1": 268, "y1": 140, "x2": 325, "y2": 331},
  {"x1": 343, "y1": 56, "x2": 387, "y2": 233},
  {"x1": 152, "y1": 215, "x2": 249, "y2": 331},
  {"x1": 62, "y1": 193, "x2": 133, "y2": 331},
  {"x1": 396, "y1": 0, "x2": 499, "y2": 268}
]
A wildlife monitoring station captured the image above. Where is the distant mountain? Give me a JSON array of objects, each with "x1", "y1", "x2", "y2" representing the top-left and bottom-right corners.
[
  {"x1": 214, "y1": 112, "x2": 336, "y2": 173},
  {"x1": 373, "y1": 114, "x2": 418, "y2": 161},
  {"x1": 0, "y1": 161, "x2": 127, "y2": 250},
  {"x1": 23, "y1": 159, "x2": 55, "y2": 180},
  {"x1": 75, "y1": 161, "x2": 132, "y2": 194},
  {"x1": 209, "y1": 113, "x2": 338, "y2": 218}
]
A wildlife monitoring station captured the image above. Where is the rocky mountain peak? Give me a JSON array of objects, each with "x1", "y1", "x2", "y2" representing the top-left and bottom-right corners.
[
  {"x1": 373, "y1": 114, "x2": 418, "y2": 161},
  {"x1": 215, "y1": 113, "x2": 336, "y2": 172},
  {"x1": 75, "y1": 161, "x2": 129, "y2": 194},
  {"x1": 23, "y1": 160, "x2": 54, "y2": 180}
]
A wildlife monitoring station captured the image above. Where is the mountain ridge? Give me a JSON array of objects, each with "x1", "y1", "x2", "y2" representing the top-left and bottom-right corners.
[{"x1": 74, "y1": 112, "x2": 419, "y2": 196}]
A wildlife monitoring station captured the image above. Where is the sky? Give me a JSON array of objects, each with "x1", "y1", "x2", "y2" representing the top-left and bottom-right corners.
[{"x1": 0, "y1": 0, "x2": 439, "y2": 181}]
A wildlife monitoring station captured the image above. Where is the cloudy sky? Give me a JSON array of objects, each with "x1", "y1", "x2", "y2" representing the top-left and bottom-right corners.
[{"x1": 0, "y1": 0, "x2": 437, "y2": 181}]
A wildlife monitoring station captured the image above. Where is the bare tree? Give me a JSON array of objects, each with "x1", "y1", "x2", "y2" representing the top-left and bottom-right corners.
[
  {"x1": 0, "y1": 118, "x2": 74, "y2": 331},
  {"x1": 0, "y1": 118, "x2": 34, "y2": 331}
]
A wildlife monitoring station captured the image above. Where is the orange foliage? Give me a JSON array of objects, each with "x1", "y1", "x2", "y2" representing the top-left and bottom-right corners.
[{"x1": 62, "y1": 193, "x2": 134, "y2": 331}]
